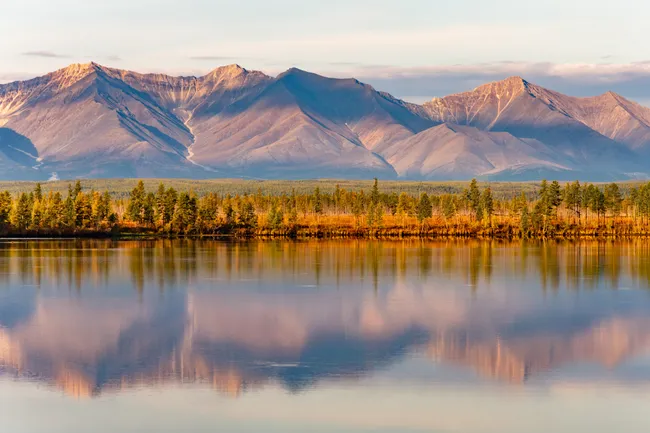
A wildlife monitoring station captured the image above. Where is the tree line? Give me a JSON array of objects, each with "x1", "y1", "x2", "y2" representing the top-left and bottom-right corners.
[{"x1": 2, "y1": 178, "x2": 650, "y2": 238}]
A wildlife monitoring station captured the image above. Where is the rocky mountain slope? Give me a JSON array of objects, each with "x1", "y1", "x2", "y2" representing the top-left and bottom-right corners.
[{"x1": 1, "y1": 64, "x2": 649, "y2": 180}]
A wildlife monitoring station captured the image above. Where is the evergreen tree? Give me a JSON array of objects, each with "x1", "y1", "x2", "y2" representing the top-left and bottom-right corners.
[
  {"x1": 267, "y1": 199, "x2": 284, "y2": 230},
  {"x1": 520, "y1": 205, "x2": 530, "y2": 238},
  {"x1": 370, "y1": 178, "x2": 380, "y2": 205},
  {"x1": 44, "y1": 192, "x2": 64, "y2": 230},
  {"x1": 74, "y1": 192, "x2": 93, "y2": 229},
  {"x1": 127, "y1": 180, "x2": 146, "y2": 223},
  {"x1": 34, "y1": 183, "x2": 43, "y2": 202},
  {"x1": 0, "y1": 191, "x2": 12, "y2": 228},
  {"x1": 197, "y1": 193, "x2": 219, "y2": 232},
  {"x1": 163, "y1": 187, "x2": 178, "y2": 226},
  {"x1": 222, "y1": 195, "x2": 235, "y2": 227},
  {"x1": 397, "y1": 192, "x2": 413, "y2": 217},
  {"x1": 563, "y1": 181, "x2": 582, "y2": 220},
  {"x1": 173, "y1": 192, "x2": 198, "y2": 232},
  {"x1": 143, "y1": 193, "x2": 156, "y2": 226},
  {"x1": 416, "y1": 193, "x2": 432, "y2": 223},
  {"x1": 155, "y1": 182, "x2": 166, "y2": 226},
  {"x1": 12, "y1": 193, "x2": 32, "y2": 230},
  {"x1": 480, "y1": 187, "x2": 494, "y2": 222},
  {"x1": 238, "y1": 200, "x2": 258, "y2": 229},
  {"x1": 72, "y1": 180, "x2": 82, "y2": 200},
  {"x1": 441, "y1": 195, "x2": 456, "y2": 220},
  {"x1": 466, "y1": 179, "x2": 481, "y2": 220},
  {"x1": 64, "y1": 184, "x2": 76, "y2": 228},
  {"x1": 31, "y1": 199, "x2": 42, "y2": 230},
  {"x1": 313, "y1": 187, "x2": 323, "y2": 215},
  {"x1": 604, "y1": 183, "x2": 623, "y2": 217}
]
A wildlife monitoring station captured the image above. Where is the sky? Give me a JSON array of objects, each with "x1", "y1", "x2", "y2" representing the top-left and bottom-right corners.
[{"x1": 1, "y1": 0, "x2": 649, "y2": 103}]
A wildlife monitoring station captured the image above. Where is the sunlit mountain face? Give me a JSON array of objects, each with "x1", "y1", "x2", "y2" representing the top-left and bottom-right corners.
[
  {"x1": 1, "y1": 240, "x2": 650, "y2": 400},
  {"x1": 2, "y1": 65, "x2": 650, "y2": 180}
]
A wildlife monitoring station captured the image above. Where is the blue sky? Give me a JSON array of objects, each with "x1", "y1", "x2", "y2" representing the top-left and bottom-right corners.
[{"x1": 1, "y1": 0, "x2": 648, "y2": 102}]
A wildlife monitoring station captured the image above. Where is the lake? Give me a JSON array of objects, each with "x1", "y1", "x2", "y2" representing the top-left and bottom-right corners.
[{"x1": 1, "y1": 239, "x2": 649, "y2": 433}]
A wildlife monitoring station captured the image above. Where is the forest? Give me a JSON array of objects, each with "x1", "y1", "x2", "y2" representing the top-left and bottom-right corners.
[{"x1": 1, "y1": 178, "x2": 650, "y2": 238}]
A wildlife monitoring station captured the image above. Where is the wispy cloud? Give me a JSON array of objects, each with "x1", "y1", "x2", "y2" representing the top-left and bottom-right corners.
[
  {"x1": 337, "y1": 61, "x2": 650, "y2": 104},
  {"x1": 189, "y1": 55, "x2": 247, "y2": 61},
  {"x1": 0, "y1": 72, "x2": 31, "y2": 84},
  {"x1": 21, "y1": 51, "x2": 69, "y2": 59}
]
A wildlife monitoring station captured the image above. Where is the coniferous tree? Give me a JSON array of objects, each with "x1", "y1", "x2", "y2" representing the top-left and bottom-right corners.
[
  {"x1": 267, "y1": 199, "x2": 284, "y2": 230},
  {"x1": 466, "y1": 179, "x2": 481, "y2": 220},
  {"x1": 604, "y1": 183, "x2": 623, "y2": 217},
  {"x1": 127, "y1": 180, "x2": 146, "y2": 223},
  {"x1": 441, "y1": 195, "x2": 456, "y2": 220},
  {"x1": 74, "y1": 192, "x2": 93, "y2": 229},
  {"x1": 155, "y1": 182, "x2": 166, "y2": 226},
  {"x1": 34, "y1": 183, "x2": 43, "y2": 202},
  {"x1": 313, "y1": 187, "x2": 323, "y2": 215},
  {"x1": 31, "y1": 199, "x2": 42, "y2": 230},
  {"x1": 480, "y1": 187, "x2": 494, "y2": 222},
  {"x1": 163, "y1": 187, "x2": 178, "y2": 226},
  {"x1": 12, "y1": 193, "x2": 32, "y2": 230},
  {"x1": 417, "y1": 192, "x2": 432, "y2": 224},
  {"x1": 0, "y1": 191, "x2": 12, "y2": 228},
  {"x1": 143, "y1": 193, "x2": 156, "y2": 226},
  {"x1": 520, "y1": 205, "x2": 530, "y2": 238},
  {"x1": 238, "y1": 200, "x2": 258, "y2": 230}
]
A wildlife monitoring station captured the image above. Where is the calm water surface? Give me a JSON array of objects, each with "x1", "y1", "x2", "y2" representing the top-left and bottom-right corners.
[{"x1": 1, "y1": 240, "x2": 650, "y2": 433}]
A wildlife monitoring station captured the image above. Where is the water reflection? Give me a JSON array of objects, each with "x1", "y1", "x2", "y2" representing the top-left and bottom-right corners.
[{"x1": 0, "y1": 240, "x2": 650, "y2": 400}]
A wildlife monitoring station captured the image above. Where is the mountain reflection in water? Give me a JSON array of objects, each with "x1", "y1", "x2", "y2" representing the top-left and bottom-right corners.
[{"x1": 0, "y1": 240, "x2": 650, "y2": 399}]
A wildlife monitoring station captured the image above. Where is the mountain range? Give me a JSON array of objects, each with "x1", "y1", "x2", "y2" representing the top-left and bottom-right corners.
[{"x1": 1, "y1": 63, "x2": 650, "y2": 181}]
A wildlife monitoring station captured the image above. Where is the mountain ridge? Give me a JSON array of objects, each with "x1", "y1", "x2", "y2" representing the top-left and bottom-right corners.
[{"x1": 1, "y1": 64, "x2": 649, "y2": 181}]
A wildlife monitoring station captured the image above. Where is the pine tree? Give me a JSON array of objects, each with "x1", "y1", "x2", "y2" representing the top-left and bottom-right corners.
[
  {"x1": 12, "y1": 193, "x2": 32, "y2": 230},
  {"x1": 44, "y1": 192, "x2": 64, "y2": 230},
  {"x1": 397, "y1": 192, "x2": 413, "y2": 217},
  {"x1": 222, "y1": 195, "x2": 235, "y2": 227},
  {"x1": 604, "y1": 183, "x2": 623, "y2": 217},
  {"x1": 173, "y1": 192, "x2": 198, "y2": 232},
  {"x1": 370, "y1": 178, "x2": 380, "y2": 205},
  {"x1": 466, "y1": 179, "x2": 481, "y2": 220},
  {"x1": 417, "y1": 193, "x2": 432, "y2": 224},
  {"x1": 366, "y1": 202, "x2": 376, "y2": 227},
  {"x1": 267, "y1": 199, "x2": 284, "y2": 230},
  {"x1": 0, "y1": 191, "x2": 12, "y2": 228},
  {"x1": 163, "y1": 187, "x2": 178, "y2": 226},
  {"x1": 72, "y1": 180, "x2": 82, "y2": 200},
  {"x1": 143, "y1": 193, "x2": 156, "y2": 226},
  {"x1": 34, "y1": 183, "x2": 43, "y2": 202},
  {"x1": 520, "y1": 205, "x2": 530, "y2": 238},
  {"x1": 127, "y1": 180, "x2": 146, "y2": 223},
  {"x1": 238, "y1": 200, "x2": 258, "y2": 229},
  {"x1": 480, "y1": 187, "x2": 494, "y2": 222},
  {"x1": 563, "y1": 181, "x2": 582, "y2": 221},
  {"x1": 155, "y1": 182, "x2": 166, "y2": 226},
  {"x1": 74, "y1": 192, "x2": 93, "y2": 229},
  {"x1": 313, "y1": 187, "x2": 323, "y2": 215},
  {"x1": 64, "y1": 184, "x2": 76, "y2": 228},
  {"x1": 31, "y1": 199, "x2": 42, "y2": 230},
  {"x1": 441, "y1": 195, "x2": 456, "y2": 220}
]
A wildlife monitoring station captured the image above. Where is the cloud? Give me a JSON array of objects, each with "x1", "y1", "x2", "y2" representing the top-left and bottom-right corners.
[
  {"x1": 189, "y1": 55, "x2": 245, "y2": 61},
  {"x1": 21, "y1": 51, "x2": 69, "y2": 59},
  {"x1": 333, "y1": 62, "x2": 650, "y2": 105},
  {"x1": 106, "y1": 55, "x2": 122, "y2": 62},
  {"x1": 0, "y1": 72, "x2": 32, "y2": 84}
]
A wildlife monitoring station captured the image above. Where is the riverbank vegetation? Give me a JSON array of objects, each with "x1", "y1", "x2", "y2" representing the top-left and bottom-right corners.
[{"x1": 2, "y1": 178, "x2": 650, "y2": 238}]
